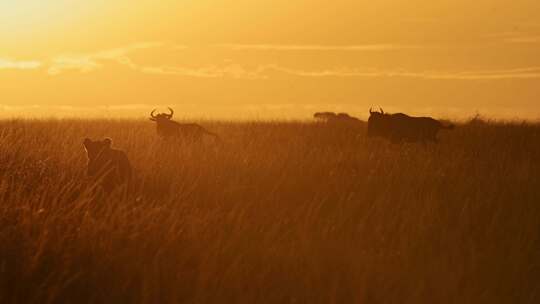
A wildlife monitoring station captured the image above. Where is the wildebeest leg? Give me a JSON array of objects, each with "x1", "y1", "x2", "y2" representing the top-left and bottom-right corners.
[
  {"x1": 430, "y1": 131, "x2": 439, "y2": 143},
  {"x1": 391, "y1": 137, "x2": 402, "y2": 144},
  {"x1": 195, "y1": 133, "x2": 203, "y2": 143}
]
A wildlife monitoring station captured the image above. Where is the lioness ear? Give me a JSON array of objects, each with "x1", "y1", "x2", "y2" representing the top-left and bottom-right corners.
[{"x1": 103, "y1": 138, "x2": 113, "y2": 147}]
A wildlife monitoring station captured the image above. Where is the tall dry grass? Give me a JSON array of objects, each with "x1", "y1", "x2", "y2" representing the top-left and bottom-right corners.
[{"x1": 0, "y1": 118, "x2": 539, "y2": 303}]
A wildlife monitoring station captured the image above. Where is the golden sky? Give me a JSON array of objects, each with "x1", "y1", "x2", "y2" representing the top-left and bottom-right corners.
[{"x1": 1, "y1": 0, "x2": 539, "y2": 119}]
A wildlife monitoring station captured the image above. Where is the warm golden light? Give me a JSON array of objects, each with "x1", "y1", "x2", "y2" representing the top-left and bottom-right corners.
[
  {"x1": 1, "y1": 2, "x2": 539, "y2": 303},
  {"x1": 1, "y1": 1, "x2": 539, "y2": 119},
  {"x1": 0, "y1": 1, "x2": 103, "y2": 35}
]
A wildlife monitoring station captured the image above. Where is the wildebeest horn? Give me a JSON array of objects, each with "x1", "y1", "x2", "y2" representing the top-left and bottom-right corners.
[
  {"x1": 150, "y1": 109, "x2": 157, "y2": 118},
  {"x1": 379, "y1": 107, "x2": 384, "y2": 114},
  {"x1": 167, "y1": 107, "x2": 174, "y2": 118},
  {"x1": 369, "y1": 107, "x2": 373, "y2": 114}
]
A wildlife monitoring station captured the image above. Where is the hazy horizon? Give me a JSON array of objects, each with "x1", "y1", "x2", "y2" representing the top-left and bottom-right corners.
[{"x1": 0, "y1": 103, "x2": 538, "y2": 121}]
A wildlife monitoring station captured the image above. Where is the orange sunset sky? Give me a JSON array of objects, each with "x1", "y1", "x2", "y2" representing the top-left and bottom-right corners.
[{"x1": 1, "y1": 0, "x2": 539, "y2": 119}]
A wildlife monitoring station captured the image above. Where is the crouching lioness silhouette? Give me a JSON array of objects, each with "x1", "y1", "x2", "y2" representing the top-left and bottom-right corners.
[{"x1": 83, "y1": 138, "x2": 132, "y2": 194}]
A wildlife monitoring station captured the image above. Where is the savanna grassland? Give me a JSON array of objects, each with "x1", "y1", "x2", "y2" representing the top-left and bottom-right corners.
[{"x1": 0, "y1": 118, "x2": 539, "y2": 304}]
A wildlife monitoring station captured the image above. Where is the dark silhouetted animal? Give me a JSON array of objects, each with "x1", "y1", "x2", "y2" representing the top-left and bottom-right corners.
[
  {"x1": 314, "y1": 112, "x2": 362, "y2": 124},
  {"x1": 150, "y1": 107, "x2": 219, "y2": 142},
  {"x1": 83, "y1": 138, "x2": 132, "y2": 193},
  {"x1": 367, "y1": 108, "x2": 454, "y2": 143}
]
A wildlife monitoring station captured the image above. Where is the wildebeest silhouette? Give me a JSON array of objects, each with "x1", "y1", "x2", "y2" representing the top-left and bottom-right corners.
[
  {"x1": 150, "y1": 107, "x2": 219, "y2": 142},
  {"x1": 367, "y1": 108, "x2": 454, "y2": 143},
  {"x1": 314, "y1": 112, "x2": 362, "y2": 124},
  {"x1": 83, "y1": 138, "x2": 132, "y2": 193}
]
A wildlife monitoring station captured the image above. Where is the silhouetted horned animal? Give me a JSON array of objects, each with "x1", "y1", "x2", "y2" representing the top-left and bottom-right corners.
[
  {"x1": 150, "y1": 107, "x2": 219, "y2": 142},
  {"x1": 367, "y1": 108, "x2": 454, "y2": 143},
  {"x1": 314, "y1": 112, "x2": 362, "y2": 123},
  {"x1": 83, "y1": 138, "x2": 132, "y2": 193}
]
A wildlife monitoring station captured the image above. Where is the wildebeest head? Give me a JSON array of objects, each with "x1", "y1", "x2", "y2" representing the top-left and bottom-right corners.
[
  {"x1": 367, "y1": 107, "x2": 387, "y2": 137},
  {"x1": 150, "y1": 107, "x2": 174, "y2": 123}
]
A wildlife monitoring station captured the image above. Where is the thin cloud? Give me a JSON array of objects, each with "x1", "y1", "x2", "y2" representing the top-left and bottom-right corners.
[
  {"x1": 488, "y1": 31, "x2": 540, "y2": 44},
  {"x1": 44, "y1": 42, "x2": 540, "y2": 80},
  {"x1": 47, "y1": 41, "x2": 264, "y2": 78},
  {"x1": 139, "y1": 64, "x2": 266, "y2": 79},
  {"x1": 216, "y1": 44, "x2": 424, "y2": 51},
  {"x1": 254, "y1": 65, "x2": 540, "y2": 80},
  {"x1": 172, "y1": 45, "x2": 189, "y2": 50},
  {"x1": 0, "y1": 58, "x2": 41, "y2": 70},
  {"x1": 48, "y1": 42, "x2": 162, "y2": 75},
  {"x1": 138, "y1": 64, "x2": 540, "y2": 80},
  {"x1": 505, "y1": 36, "x2": 540, "y2": 43},
  {"x1": 46, "y1": 42, "x2": 263, "y2": 79}
]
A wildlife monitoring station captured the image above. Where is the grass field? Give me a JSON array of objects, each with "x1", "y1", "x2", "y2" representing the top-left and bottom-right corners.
[{"x1": 0, "y1": 118, "x2": 539, "y2": 303}]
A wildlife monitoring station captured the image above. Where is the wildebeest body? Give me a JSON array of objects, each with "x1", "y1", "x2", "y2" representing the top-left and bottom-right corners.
[
  {"x1": 156, "y1": 120, "x2": 213, "y2": 141},
  {"x1": 150, "y1": 107, "x2": 219, "y2": 142},
  {"x1": 314, "y1": 111, "x2": 362, "y2": 124},
  {"x1": 368, "y1": 109, "x2": 454, "y2": 143}
]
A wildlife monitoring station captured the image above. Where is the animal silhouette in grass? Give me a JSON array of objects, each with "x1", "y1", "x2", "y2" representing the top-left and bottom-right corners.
[
  {"x1": 83, "y1": 138, "x2": 132, "y2": 193},
  {"x1": 367, "y1": 108, "x2": 454, "y2": 143},
  {"x1": 314, "y1": 111, "x2": 362, "y2": 124},
  {"x1": 150, "y1": 107, "x2": 219, "y2": 142}
]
